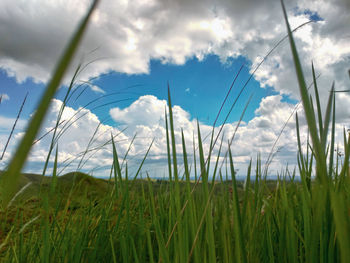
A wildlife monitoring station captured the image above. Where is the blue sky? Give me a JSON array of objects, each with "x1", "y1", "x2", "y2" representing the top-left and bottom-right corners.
[
  {"x1": 65, "y1": 55, "x2": 280, "y2": 126},
  {"x1": 1, "y1": 0, "x2": 349, "y2": 177},
  {"x1": 1, "y1": 54, "x2": 278, "y2": 126}
]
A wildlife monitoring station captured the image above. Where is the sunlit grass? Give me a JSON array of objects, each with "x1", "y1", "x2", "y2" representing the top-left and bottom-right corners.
[{"x1": 0, "y1": 0, "x2": 349, "y2": 262}]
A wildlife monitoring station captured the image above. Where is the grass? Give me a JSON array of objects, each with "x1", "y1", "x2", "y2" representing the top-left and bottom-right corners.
[{"x1": 0, "y1": 0, "x2": 350, "y2": 262}]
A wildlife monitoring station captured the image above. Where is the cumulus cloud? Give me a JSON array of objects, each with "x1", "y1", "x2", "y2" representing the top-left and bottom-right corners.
[
  {"x1": 108, "y1": 93, "x2": 349, "y2": 176},
  {"x1": 109, "y1": 94, "x2": 306, "y2": 176},
  {"x1": 0, "y1": 93, "x2": 10, "y2": 102},
  {"x1": 1, "y1": 94, "x2": 348, "y2": 178},
  {"x1": 90, "y1": 84, "x2": 106, "y2": 94},
  {"x1": 110, "y1": 95, "x2": 167, "y2": 127},
  {"x1": 0, "y1": 0, "x2": 349, "y2": 99},
  {"x1": 0, "y1": 99, "x2": 126, "y2": 176}
]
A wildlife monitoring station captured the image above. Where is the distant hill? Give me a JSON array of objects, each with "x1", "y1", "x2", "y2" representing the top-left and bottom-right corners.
[{"x1": 0, "y1": 170, "x2": 112, "y2": 208}]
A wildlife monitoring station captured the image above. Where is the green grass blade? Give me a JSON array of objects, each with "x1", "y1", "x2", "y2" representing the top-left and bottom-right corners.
[
  {"x1": 165, "y1": 109, "x2": 173, "y2": 182},
  {"x1": 211, "y1": 133, "x2": 224, "y2": 185},
  {"x1": 121, "y1": 133, "x2": 137, "y2": 170},
  {"x1": 167, "y1": 86, "x2": 185, "y2": 261},
  {"x1": 339, "y1": 132, "x2": 350, "y2": 178},
  {"x1": 147, "y1": 175, "x2": 170, "y2": 263},
  {"x1": 167, "y1": 85, "x2": 179, "y2": 182},
  {"x1": 229, "y1": 147, "x2": 247, "y2": 263},
  {"x1": 181, "y1": 129, "x2": 190, "y2": 182},
  {"x1": 241, "y1": 159, "x2": 252, "y2": 221},
  {"x1": 0, "y1": 92, "x2": 28, "y2": 161},
  {"x1": 311, "y1": 63, "x2": 323, "y2": 138},
  {"x1": 196, "y1": 122, "x2": 216, "y2": 263},
  {"x1": 280, "y1": 0, "x2": 326, "y2": 181},
  {"x1": 181, "y1": 129, "x2": 199, "y2": 262},
  {"x1": 0, "y1": 0, "x2": 99, "y2": 208},
  {"x1": 109, "y1": 234, "x2": 117, "y2": 263},
  {"x1": 50, "y1": 146, "x2": 59, "y2": 194},
  {"x1": 321, "y1": 83, "x2": 335, "y2": 151},
  {"x1": 132, "y1": 138, "x2": 154, "y2": 181},
  {"x1": 111, "y1": 134, "x2": 122, "y2": 197},
  {"x1": 41, "y1": 64, "x2": 82, "y2": 177},
  {"x1": 193, "y1": 131, "x2": 198, "y2": 181},
  {"x1": 330, "y1": 190, "x2": 350, "y2": 262},
  {"x1": 328, "y1": 91, "x2": 336, "y2": 177}
]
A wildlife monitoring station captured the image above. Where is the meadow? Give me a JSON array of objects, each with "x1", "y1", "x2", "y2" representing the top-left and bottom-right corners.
[{"x1": 0, "y1": 0, "x2": 350, "y2": 262}]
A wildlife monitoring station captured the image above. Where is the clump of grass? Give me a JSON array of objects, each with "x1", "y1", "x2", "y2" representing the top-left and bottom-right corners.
[{"x1": 0, "y1": 0, "x2": 349, "y2": 262}]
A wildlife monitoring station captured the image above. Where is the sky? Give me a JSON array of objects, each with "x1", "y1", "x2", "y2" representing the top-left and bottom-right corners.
[{"x1": 0, "y1": 0, "x2": 349, "y2": 178}]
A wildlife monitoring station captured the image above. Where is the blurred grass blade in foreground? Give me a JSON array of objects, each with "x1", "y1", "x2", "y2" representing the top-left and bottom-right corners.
[{"x1": 0, "y1": 0, "x2": 100, "y2": 208}]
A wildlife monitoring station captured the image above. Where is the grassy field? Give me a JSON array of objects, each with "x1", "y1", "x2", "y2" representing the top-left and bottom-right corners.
[{"x1": 1, "y1": 0, "x2": 350, "y2": 262}]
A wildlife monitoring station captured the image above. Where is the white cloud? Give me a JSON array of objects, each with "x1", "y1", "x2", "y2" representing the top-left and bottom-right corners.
[
  {"x1": 0, "y1": 99, "x2": 129, "y2": 176},
  {"x1": 1, "y1": 0, "x2": 349, "y2": 123},
  {"x1": 110, "y1": 95, "x2": 167, "y2": 127},
  {"x1": 1, "y1": 94, "x2": 348, "y2": 178},
  {"x1": 0, "y1": 93, "x2": 10, "y2": 102},
  {"x1": 109, "y1": 94, "x2": 304, "y2": 176},
  {"x1": 0, "y1": 0, "x2": 348, "y2": 99},
  {"x1": 90, "y1": 84, "x2": 105, "y2": 94},
  {"x1": 109, "y1": 94, "x2": 350, "y2": 177},
  {"x1": 0, "y1": 115, "x2": 26, "y2": 131}
]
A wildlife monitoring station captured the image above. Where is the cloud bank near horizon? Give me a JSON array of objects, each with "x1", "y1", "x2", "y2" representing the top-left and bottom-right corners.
[{"x1": 1, "y1": 95, "x2": 347, "y2": 178}]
